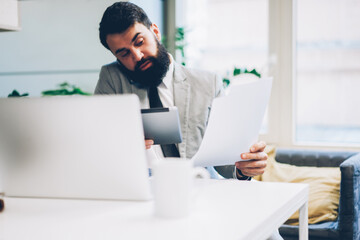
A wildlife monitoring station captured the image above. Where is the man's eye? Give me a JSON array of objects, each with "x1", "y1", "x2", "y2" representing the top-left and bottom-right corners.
[{"x1": 135, "y1": 39, "x2": 144, "y2": 46}]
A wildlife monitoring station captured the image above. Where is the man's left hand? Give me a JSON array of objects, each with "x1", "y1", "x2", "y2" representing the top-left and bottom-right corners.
[{"x1": 235, "y1": 141, "x2": 268, "y2": 177}]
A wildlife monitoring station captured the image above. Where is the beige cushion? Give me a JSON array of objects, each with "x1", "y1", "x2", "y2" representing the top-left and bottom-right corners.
[{"x1": 254, "y1": 146, "x2": 340, "y2": 225}]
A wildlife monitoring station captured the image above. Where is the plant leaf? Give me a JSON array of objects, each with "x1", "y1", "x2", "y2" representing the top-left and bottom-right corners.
[{"x1": 8, "y1": 90, "x2": 29, "y2": 98}]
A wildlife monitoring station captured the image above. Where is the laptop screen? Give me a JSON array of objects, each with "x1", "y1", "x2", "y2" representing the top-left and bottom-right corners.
[{"x1": 0, "y1": 95, "x2": 152, "y2": 201}]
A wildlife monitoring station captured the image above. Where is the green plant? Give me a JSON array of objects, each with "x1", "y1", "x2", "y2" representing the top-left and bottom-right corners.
[
  {"x1": 7, "y1": 82, "x2": 91, "y2": 98},
  {"x1": 175, "y1": 27, "x2": 187, "y2": 66},
  {"x1": 223, "y1": 67, "x2": 261, "y2": 88},
  {"x1": 233, "y1": 67, "x2": 261, "y2": 78},
  {"x1": 42, "y1": 82, "x2": 91, "y2": 96},
  {"x1": 162, "y1": 27, "x2": 188, "y2": 66},
  {"x1": 8, "y1": 90, "x2": 29, "y2": 97}
]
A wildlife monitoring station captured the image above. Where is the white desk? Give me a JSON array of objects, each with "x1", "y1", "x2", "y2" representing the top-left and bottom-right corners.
[{"x1": 0, "y1": 179, "x2": 308, "y2": 240}]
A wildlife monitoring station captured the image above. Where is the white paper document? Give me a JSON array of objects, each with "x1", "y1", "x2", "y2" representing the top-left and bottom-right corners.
[{"x1": 193, "y1": 78, "x2": 273, "y2": 167}]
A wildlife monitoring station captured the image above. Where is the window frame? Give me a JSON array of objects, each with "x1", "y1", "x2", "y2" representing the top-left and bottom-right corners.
[{"x1": 263, "y1": 0, "x2": 360, "y2": 151}]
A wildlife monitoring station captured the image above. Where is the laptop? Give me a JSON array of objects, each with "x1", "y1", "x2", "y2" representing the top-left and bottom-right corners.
[{"x1": 0, "y1": 95, "x2": 152, "y2": 201}]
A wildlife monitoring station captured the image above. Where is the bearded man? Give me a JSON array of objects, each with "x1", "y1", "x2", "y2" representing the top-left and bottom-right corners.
[{"x1": 95, "y1": 2, "x2": 269, "y2": 182}]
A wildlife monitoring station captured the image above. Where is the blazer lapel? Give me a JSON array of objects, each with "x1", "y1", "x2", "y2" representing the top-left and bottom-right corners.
[{"x1": 173, "y1": 63, "x2": 190, "y2": 157}]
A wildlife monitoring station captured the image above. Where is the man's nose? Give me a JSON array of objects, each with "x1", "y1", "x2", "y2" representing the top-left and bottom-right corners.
[{"x1": 131, "y1": 48, "x2": 143, "y2": 62}]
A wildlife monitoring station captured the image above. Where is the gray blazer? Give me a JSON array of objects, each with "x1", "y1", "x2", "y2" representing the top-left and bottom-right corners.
[{"x1": 95, "y1": 61, "x2": 234, "y2": 178}]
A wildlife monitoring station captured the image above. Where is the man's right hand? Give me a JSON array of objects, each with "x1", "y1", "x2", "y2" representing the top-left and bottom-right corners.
[{"x1": 145, "y1": 139, "x2": 154, "y2": 149}]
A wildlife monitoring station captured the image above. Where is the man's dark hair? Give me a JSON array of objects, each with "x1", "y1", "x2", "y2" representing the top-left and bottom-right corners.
[{"x1": 99, "y1": 2, "x2": 152, "y2": 50}]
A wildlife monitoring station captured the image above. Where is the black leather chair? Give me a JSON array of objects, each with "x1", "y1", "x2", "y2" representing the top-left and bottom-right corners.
[{"x1": 275, "y1": 149, "x2": 360, "y2": 240}]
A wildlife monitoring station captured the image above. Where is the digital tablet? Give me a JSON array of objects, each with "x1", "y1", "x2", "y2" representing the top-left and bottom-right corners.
[{"x1": 141, "y1": 107, "x2": 182, "y2": 145}]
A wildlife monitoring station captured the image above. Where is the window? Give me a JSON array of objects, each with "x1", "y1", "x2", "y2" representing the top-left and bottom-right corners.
[
  {"x1": 295, "y1": 0, "x2": 360, "y2": 145},
  {"x1": 182, "y1": 0, "x2": 268, "y2": 74},
  {"x1": 178, "y1": 0, "x2": 269, "y2": 133}
]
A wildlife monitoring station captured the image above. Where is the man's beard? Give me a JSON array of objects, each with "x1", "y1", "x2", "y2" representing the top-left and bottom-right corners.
[{"x1": 117, "y1": 40, "x2": 170, "y2": 88}]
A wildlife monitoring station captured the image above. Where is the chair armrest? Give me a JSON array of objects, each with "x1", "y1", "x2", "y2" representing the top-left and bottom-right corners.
[
  {"x1": 338, "y1": 153, "x2": 360, "y2": 240},
  {"x1": 275, "y1": 148, "x2": 357, "y2": 167}
]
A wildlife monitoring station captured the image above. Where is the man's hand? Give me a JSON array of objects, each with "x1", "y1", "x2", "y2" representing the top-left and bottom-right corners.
[
  {"x1": 235, "y1": 141, "x2": 268, "y2": 177},
  {"x1": 145, "y1": 139, "x2": 154, "y2": 149}
]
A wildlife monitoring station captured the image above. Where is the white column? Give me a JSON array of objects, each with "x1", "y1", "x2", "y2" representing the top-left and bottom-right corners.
[{"x1": 267, "y1": 0, "x2": 296, "y2": 147}]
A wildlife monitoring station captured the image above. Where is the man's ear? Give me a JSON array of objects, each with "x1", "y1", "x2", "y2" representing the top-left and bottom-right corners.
[{"x1": 150, "y1": 23, "x2": 161, "y2": 41}]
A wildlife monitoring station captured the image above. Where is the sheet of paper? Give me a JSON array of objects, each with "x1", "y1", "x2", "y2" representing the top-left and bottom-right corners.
[{"x1": 193, "y1": 78, "x2": 272, "y2": 167}]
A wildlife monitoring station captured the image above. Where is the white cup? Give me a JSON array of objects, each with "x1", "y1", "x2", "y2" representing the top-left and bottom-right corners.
[{"x1": 152, "y1": 158, "x2": 209, "y2": 218}]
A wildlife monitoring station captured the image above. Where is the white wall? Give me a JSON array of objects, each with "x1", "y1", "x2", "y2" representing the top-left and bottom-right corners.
[
  {"x1": 0, "y1": 0, "x2": 163, "y2": 193},
  {"x1": 0, "y1": 0, "x2": 164, "y2": 97}
]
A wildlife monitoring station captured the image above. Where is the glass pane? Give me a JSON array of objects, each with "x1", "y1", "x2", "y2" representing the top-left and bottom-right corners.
[
  {"x1": 180, "y1": 0, "x2": 269, "y2": 132},
  {"x1": 295, "y1": 0, "x2": 360, "y2": 144},
  {"x1": 182, "y1": 0, "x2": 268, "y2": 72}
]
